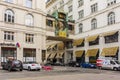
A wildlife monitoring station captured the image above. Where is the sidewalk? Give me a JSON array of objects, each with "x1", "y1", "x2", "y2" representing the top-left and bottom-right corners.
[{"x1": 8, "y1": 73, "x2": 120, "y2": 80}]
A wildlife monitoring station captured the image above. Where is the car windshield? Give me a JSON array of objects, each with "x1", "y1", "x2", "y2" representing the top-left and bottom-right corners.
[
  {"x1": 115, "y1": 61, "x2": 120, "y2": 64},
  {"x1": 13, "y1": 60, "x2": 20, "y2": 64}
]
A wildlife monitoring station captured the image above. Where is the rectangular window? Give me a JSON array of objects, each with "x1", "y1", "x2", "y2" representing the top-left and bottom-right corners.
[
  {"x1": 91, "y1": 3, "x2": 98, "y2": 13},
  {"x1": 26, "y1": 34, "x2": 34, "y2": 43},
  {"x1": 78, "y1": 10, "x2": 84, "y2": 19},
  {"x1": 68, "y1": 5, "x2": 73, "y2": 12},
  {"x1": 26, "y1": 0, "x2": 32, "y2": 8},
  {"x1": 78, "y1": 0, "x2": 83, "y2": 7},
  {"x1": 4, "y1": 31, "x2": 14, "y2": 41},
  {"x1": 105, "y1": 32, "x2": 118, "y2": 43},
  {"x1": 68, "y1": 15, "x2": 73, "y2": 20},
  {"x1": 5, "y1": 0, "x2": 13, "y2": 3}
]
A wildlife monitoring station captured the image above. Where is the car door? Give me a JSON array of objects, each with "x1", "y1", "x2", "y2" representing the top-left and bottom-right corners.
[{"x1": 23, "y1": 62, "x2": 27, "y2": 69}]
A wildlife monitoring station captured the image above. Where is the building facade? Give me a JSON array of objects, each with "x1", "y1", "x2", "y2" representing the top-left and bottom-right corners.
[
  {"x1": 0, "y1": 0, "x2": 46, "y2": 64},
  {"x1": 46, "y1": 0, "x2": 120, "y2": 64}
]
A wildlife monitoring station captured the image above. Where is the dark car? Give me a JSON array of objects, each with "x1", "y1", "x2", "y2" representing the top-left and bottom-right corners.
[
  {"x1": 2, "y1": 59, "x2": 23, "y2": 72},
  {"x1": 68, "y1": 61, "x2": 80, "y2": 67},
  {"x1": 81, "y1": 63, "x2": 96, "y2": 68}
]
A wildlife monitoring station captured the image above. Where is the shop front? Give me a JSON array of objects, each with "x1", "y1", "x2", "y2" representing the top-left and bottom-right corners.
[
  {"x1": 1, "y1": 47, "x2": 17, "y2": 63},
  {"x1": 23, "y1": 48, "x2": 36, "y2": 62},
  {"x1": 0, "y1": 43, "x2": 17, "y2": 64}
]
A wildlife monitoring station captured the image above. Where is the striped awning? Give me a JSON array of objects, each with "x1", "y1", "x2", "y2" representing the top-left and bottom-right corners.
[
  {"x1": 57, "y1": 43, "x2": 64, "y2": 50},
  {"x1": 75, "y1": 50, "x2": 84, "y2": 57},
  {"x1": 102, "y1": 31, "x2": 118, "y2": 36},
  {"x1": 49, "y1": 52, "x2": 57, "y2": 59},
  {"x1": 86, "y1": 49, "x2": 99, "y2": 57},
  {"x1": 56, "y1": 51, "x2": 64, "y2": 58},
  {"x1": 86, "y1": 35, "x2": 99, "y2": 42},
  {"x1": 73, "y1": 38, "x2": 84, "y2": 46},
  {"x1": 101, "y1": 46, "x2": 118, "y2": 56}
]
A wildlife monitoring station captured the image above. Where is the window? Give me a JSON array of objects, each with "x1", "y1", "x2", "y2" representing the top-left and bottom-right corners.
[
  {"x1": 68, "y1": 15, "x2": 73, "y2": 20},
  {"x1": 78, "y1": 0, "x2": 83, "y2": 7},
  {"x1": 91, "y1": 18, "x2": 97, "y2": 30},
  {"x1": 78, "y1": 10, "x2": 84, "y2": 19},
  {"x1": 91, "y1": 3, "x2": 98, "y2": 13},
  {"x1": 46, "y1": 19, "x2": 53, "y2": 27},
  {"x1": 5, "y1": 0, "x2": 13, "y2": 3},
  {"x1": 108, "y1": 12, "x2": 115, "y2": 25},
  {"x1": 68, "y1": 5, "x2": 73, "y2": 12},
  {"x1": 60, "y1": 0, "x2": 64, "y2": 6},
  {"x1": 4, "y1": 31, "x2": 14, "y2": 41},
  {"x1": 107, "y1": 0, "x2": 116, "y2": 6},
  {"x1": 105, "y1": 32, "x2": 118, "y2": 43},
  {"x1": 4, "y1": 9, "x2": 14, "y2": 23},
  {"x1": 26, "y1": 34, "x2": 34, "y2": 43},
  {"x1": 25, "y1": 14, "x2": 34, "y2": 26},
  {"x1": 26, "y1": 0, "x2": 32, "y2": 8},
  {"x1": 79, "y1": 23, "x2": 83, "y2": 33}
]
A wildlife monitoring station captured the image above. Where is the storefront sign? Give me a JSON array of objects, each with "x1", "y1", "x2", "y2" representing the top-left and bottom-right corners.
[{"x1": 0, "y1": 43, "x2": 15, "y2": 47}]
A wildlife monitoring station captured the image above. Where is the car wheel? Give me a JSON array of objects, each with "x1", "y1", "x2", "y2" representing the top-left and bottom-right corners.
[
  {"x1": 28, "y1": 67, "x2": 31, "y2": 71},
  {"x1": 113, "y1": 67, "x2": 118, "y2": 71},
  {"x1": 38, "y1": 69, "x2": 40, "y2": 71},
  {"x1": 20, "y1": 68, "x2": 23, "y2": 71}
]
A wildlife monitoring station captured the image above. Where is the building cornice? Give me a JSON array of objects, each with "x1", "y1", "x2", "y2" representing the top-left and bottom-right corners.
[{"x1": 0, "y1": 1, "x2": 46, "y2": 16}]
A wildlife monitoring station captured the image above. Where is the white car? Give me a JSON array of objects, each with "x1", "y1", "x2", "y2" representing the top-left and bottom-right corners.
[{"x1": 23, "y1": 62, "x2": 42, "y2": 71}]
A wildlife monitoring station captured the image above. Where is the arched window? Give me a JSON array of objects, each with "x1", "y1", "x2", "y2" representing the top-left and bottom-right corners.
[
  {"x1": 108, "y1": 12, "x2": 115, "y2": 25},
  {"x1": 25, "y1": 14, "x2": 34, "y2": 26},
  {"x1": 91, "y1": 18, "x2": 97, "y2": 30},
  {"x1": 4, "y1": 9, "x2": 14, "y2": 23},
  {"x1": 79, "y1": 23, "x2": 83, "y2": 33}
]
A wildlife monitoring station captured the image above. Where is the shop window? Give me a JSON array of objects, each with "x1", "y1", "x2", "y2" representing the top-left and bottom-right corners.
[
  {"x1": 4, "y1": 31, "x2": 14, "y2": 41},
  {"x1": 25, "y1": 34, "x2": 34, "y2": 43},
  {"x1": 66, "y1": 41, "x2": 73, "y2": 49},
  {"x1": 4, "y1": 9, "x2": 14, "y2": 23},
  {"x1": 89, "y1": 37, "x2": 99, "y2": 46},
  {"x1": 105, "y1": 32, "x2": 118, "y2": 43}
]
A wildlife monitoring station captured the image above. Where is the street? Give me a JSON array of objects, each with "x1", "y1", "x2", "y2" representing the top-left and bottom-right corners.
[{"x1": 0, "y1": 66, "x2": 120, "y2": 80}]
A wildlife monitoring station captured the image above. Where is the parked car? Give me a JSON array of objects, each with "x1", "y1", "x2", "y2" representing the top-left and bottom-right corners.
[
  {"x1": 42, "y1": 63, "x2": 53, "y2": 70},
  {"x1": 81, "y1": 63, "x2": 96, "y2": 68},
  {"x1": 2, "y1": 59, "x2": 23, "y2": 72},
  {"x1": 96, "y1": 58, "x2": 120, "y2": 71},
  {"x1": 23, "y1": 62, "x2": 41, "y2": 71},
  {"x1": 68, "y1": 61, "x2": 80, "y2": 67}
]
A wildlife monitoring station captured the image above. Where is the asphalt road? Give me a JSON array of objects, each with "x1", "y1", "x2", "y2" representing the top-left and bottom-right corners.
[{"x1": 0, "y1": 67, "x2": 120, "y2": 80}]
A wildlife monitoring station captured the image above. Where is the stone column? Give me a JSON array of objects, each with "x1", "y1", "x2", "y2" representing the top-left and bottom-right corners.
[
  {"x1": 17, "y1": 48, "x2": 23, "y2": 62},
  {"x1": 36, "y1": 49, "x2": 42, "y2": 63},
  {"x1": 0, "y1": 47, "x2": 1, "y2": 66},
  {"x1": 73, "y1": 46, "x2": 76, "y2": 61},
  {"x1": 85, "y1": 37, "x2": 89, "y2": 62},
  {"x1": 99, "y1": 35, "x2": 104, "y2": 58}
]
